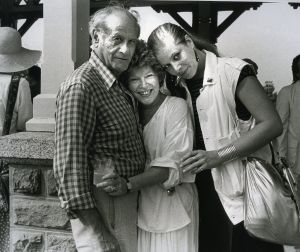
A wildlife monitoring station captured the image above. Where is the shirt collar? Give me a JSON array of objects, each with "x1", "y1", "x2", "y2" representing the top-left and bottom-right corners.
[
  {"x1": 202, "y1": 50, "x2": 218, "y2": 87},
  {"x1": 89, "y1": 50, "x2": 116, "y2": 90}
]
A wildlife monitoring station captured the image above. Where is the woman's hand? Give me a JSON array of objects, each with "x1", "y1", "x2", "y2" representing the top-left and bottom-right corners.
[
  {"x1": 180, "y1": 150, "x2": 219, "y2": 174},
  {"x1": 96, "y1": 173, "x2": 128, "y2": 196}
]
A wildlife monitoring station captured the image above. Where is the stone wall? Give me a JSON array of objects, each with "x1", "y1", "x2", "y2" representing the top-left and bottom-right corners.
[{"x1": 0, "y1": 132, "x2": 76, "y2": 252}]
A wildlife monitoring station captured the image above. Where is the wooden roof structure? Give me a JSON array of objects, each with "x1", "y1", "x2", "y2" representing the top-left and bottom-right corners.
[
  {"x1": 0, "y1": 0, "x2": 299, "y2": 42},
  {"x1": 0, "y1": 0, "x2": 42, "y2": 36}
]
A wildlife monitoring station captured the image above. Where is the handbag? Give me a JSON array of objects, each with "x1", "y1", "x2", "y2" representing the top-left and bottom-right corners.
[
  {"x1": 244, "y1": 156, "x2": 300, "y2": 245},
  {"x1": 219, "y1": 73, "x2": 300, "y2": 245},
  {"x1": 0, "y1": 74, "x2": 20, "y2": 212}
]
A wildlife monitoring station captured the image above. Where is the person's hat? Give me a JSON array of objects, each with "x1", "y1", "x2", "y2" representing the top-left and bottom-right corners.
[{"x1": 0, "y1": 27, "x2": 41, "y2": 73}]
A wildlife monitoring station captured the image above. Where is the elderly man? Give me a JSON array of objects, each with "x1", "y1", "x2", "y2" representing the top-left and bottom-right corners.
[{"x1": 54, "y1": 6, "x2": 145, "y2": 252}]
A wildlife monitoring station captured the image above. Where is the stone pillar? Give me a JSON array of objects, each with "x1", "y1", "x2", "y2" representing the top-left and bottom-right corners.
[
  {"x1": 0, "y1": 132, "x2": 76, "y2": 252},
  {"x1": 0, "y1": 1, "x2": 91, "y2": 251},
  {"x1": 26, "y1": 0, "x2": 90, "y2": 132}
]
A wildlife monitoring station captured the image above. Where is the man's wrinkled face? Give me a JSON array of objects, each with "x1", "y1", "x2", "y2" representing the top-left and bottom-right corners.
[{"x1": 93, "y1": 12, "x2": 139, "y2": 76}]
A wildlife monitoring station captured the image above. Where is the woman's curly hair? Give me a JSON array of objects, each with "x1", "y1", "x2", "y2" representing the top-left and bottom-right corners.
[{"x1": 122, "y1": 40, "x2": 165, "y2": 86}]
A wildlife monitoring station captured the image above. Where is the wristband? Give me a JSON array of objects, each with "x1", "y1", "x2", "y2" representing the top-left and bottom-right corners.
[{"x1": 217, "y1": 144, "x2": 239, "y2": 163}]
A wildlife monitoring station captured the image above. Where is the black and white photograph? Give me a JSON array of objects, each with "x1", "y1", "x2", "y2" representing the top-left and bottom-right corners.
[{"x1": 0, "y1": 0, "x2": 300, "y2": 251}]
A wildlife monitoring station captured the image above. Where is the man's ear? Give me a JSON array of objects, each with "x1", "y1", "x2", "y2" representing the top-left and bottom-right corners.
[
  {"x1": 184, "y1": 34, "x2": 195, "y2": 49},
  {"x1": 92, "y1": 29, "x2": 100, "y2": 44}
]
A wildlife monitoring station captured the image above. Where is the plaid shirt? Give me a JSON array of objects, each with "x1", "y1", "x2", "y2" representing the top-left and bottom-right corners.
[{"x1": 54, "y1": 51, "x2": 145, "y2": 218}]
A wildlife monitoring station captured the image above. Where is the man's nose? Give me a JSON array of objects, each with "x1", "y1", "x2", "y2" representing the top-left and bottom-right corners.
[{"x1": 119, "y1": 42, "x2": 129, "y2": 54}]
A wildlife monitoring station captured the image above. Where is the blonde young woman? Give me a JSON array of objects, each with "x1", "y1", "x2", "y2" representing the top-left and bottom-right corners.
[{"x1": 147, "y1": 23, "x2": 283, "y2": 252}]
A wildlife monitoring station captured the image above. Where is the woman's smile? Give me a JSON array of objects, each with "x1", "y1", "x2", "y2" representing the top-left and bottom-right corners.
[{"x1": 137, "y1": 89, "x2": 152, "y2": 96}]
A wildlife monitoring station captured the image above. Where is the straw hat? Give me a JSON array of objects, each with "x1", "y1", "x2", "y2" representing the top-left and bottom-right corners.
[{"x1": 0, "y1": 27, "x2": 41, "y2": 73}]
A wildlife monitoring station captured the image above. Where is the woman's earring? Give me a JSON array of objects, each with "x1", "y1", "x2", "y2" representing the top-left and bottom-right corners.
[{"x1": 194, "y1": 50, "x2": 199, "y2": 62}]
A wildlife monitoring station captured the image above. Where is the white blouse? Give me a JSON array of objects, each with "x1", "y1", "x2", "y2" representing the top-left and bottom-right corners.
[{"x1": 138, "y1": 96, "x2": 195, "y2": 233}]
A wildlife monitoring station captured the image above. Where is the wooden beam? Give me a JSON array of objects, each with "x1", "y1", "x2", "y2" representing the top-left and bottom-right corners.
[
  {"x1": 152, "y1": 2, "x2": 263, "y2": 14},
  {"x1": 216, "y1": 9, "x2": 245, "y2": 37},
  {"x1": 193, "y1": 2, "x2": 214, "y2": 42},
  {"x1": 152, "y1": 3, "x2": 197, "y2": 13},
  {"x1": 9, "y1": 5, "x2": 43, "y2": 18},
  {"x1": 18, "y1": 17, "x2": 38, "y2": 36},
  {"x1": 0, "y1": 0, "x2": 15, "y2": 27},
  {"x1": 289, "y1": 2, "x2": 300, "y2": 9},
  {"x1": 151, "y1": 2, "x2": 263, "y2": 43},
  {"x1": 167, "y1": 11, "x2": 193, "y2": 34},
  {"x1": 89, "y1": 0, "x2": 276, "y2": 7},
  {"x1": 0, "y1": 2, "x2": 43, "y2": 22},
  {"x1": 214, "y1": 2, "x2": 262, "y2": 11},
  {"x1": 24, "y1": 0, "x2": 41, "y2": 6},
  {"x1": 91, "y1": 0, "x2": 192, "y2": 9}
]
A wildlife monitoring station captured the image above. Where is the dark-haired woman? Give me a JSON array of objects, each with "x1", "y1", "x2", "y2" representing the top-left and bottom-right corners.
[{"x1": 100, "y1": 40, "x2": 198, "y2": 252}]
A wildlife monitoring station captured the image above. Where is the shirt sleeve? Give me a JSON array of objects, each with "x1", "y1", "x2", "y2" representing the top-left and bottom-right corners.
[
  {"x1": 235, "y1": 65, "x2": 256, "y2": 120},
  {"x1": 16, "y1": 78, "x2": 33, "y2": 131},
  {"x1": 275, "y1": 87, "x2": 290, "y2": 158},
  {"x1": 149, "y1": 98, "x2": 194, "y2": 188},
  {"x1": 54, "y1": 83, "x2": 96, "y2": 218}
]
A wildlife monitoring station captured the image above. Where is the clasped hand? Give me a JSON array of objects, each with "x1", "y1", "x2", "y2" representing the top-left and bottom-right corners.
[
  {"x1": 180, "y1": 150, "x2": 219, "y2": 174},
  {"x1": 96, "y1": 173, "x2": 128, "y2": 196}
]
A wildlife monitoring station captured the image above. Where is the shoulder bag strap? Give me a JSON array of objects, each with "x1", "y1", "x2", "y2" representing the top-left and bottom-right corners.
[{"x1": 2, "y1": 74, "x2": 21, "y2": 136}]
